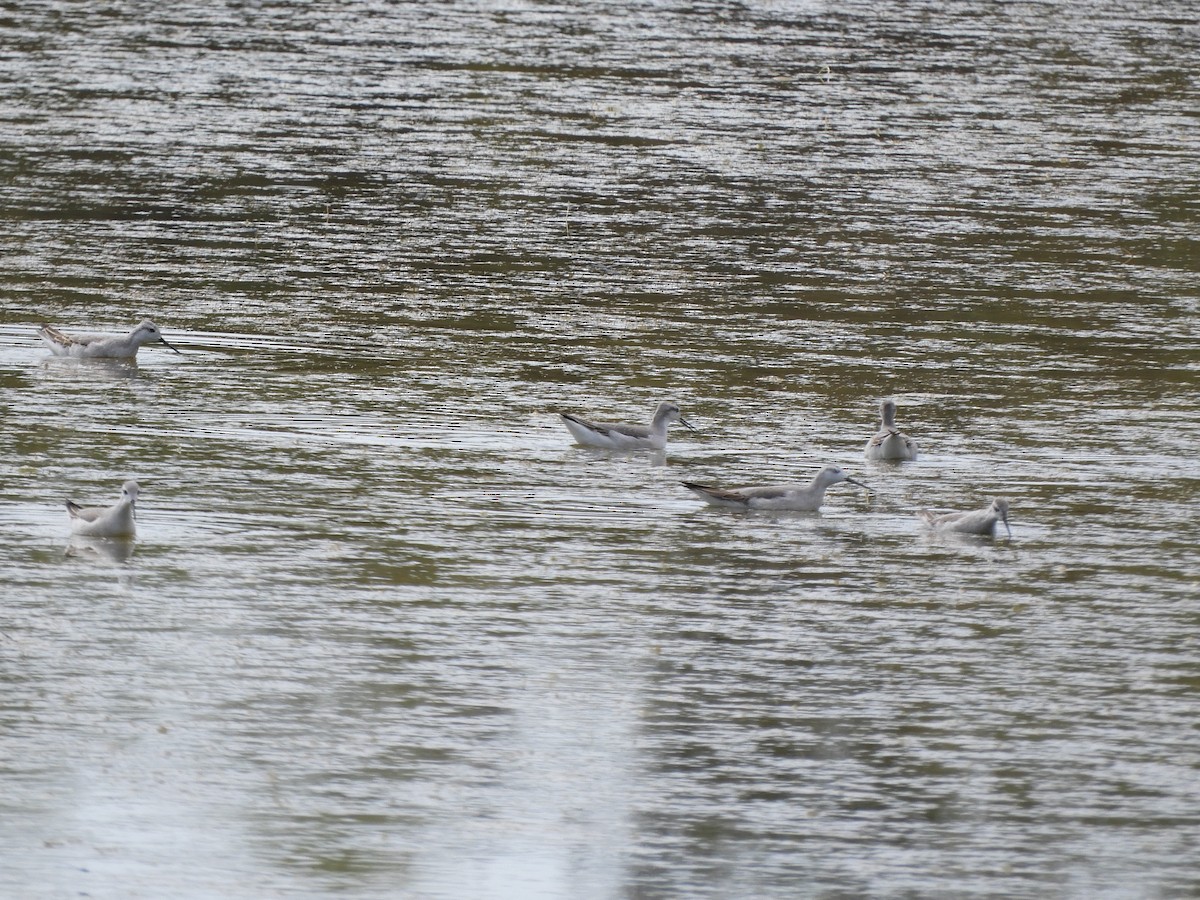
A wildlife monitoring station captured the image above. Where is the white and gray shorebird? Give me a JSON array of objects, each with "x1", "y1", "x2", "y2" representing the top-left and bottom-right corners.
[
  {"x1": 38, "y1": 319, "x2": 181, "y2": 359},
  {"x1": 66, "y1": 480, "x2": 139, "y2": 537},
  {"x1": 918, "y1": 498, "x2": 1011, "y2": 538},
  {"x1": 560, "y1": 400, "x2": 696, "y2": 450},
  {"x1": 864, "y1": 399, "x2": 918, "y2": 461},
  {"x1": 682, "y1": 465, "x2": 870, "y2": 511}
]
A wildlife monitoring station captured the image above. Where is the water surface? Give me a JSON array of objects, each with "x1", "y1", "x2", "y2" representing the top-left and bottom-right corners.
[{"x1": 1, "y1": 1, "x2": 1198, "y2": 897}]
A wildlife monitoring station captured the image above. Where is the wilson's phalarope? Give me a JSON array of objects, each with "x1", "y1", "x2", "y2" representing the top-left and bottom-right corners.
[
  {"x1": 66, "y1": 480, "x2": 139, "y2": 537},
  {"x1": 38, "y1": 319, "x2": 181, "y2": 359},
  {"x1": 560, "y1": 400, "x2": 696, "y2": 450},
  {"x1": 864, "y1": 399, "x2": 918, "y2": 461},
  {"x1": 918, "y1": 498, "x2": 1011, "y2": 538},
  {"x1": 682, "y1": 465, "x2": 870, "y2": 511}
]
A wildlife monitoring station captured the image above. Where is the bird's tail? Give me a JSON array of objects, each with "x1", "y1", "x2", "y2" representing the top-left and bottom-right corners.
[{"x1": 39, "y1": 324, "x2": 76, "y2": 349}]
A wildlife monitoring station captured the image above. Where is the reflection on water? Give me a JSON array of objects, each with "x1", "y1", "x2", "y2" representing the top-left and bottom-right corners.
[
  {"x1": 1, "y1": 0, "x2": 1199, "y2": 897},
  {"x1": 65, "y1": 535, "x2": 137, "y2": 565}
]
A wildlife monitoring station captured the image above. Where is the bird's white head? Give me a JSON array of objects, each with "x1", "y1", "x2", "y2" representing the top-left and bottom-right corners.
[
  {"x1": 654, "y1": 400, "x2": 681, "y2": 421},
  {"x1": 121, "y1": 480, "x2": 140, "y2": 505},
  {"x1": 817, "y1": 466, "x2": 870, "y2": 491},
  {"x1": 654, "y1": 400, "x2": 697, "y2": 432},
  {"x1": 134, "y1": 320, "x2": 181, "y2": 353},
  {"x1": 992, "y1": 498, "x2": 1011, "y2": 535}
]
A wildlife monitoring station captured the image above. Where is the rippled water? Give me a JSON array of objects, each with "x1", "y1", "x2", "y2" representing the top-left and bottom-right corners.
[{"x1": 2, "y1": 1, "x2": 1198, "y2": 897}]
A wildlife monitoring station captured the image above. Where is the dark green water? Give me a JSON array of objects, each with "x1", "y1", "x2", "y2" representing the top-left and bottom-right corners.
[{"x1": 1, "y1": 1, "x2": 1197, "y2": 897}]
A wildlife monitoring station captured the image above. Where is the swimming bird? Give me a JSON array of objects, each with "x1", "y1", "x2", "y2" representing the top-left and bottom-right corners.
[
  {"x1": 66, "y1": 480, "x2": 139, "y2": 537},
  {"x1": 560, "y1": 400, "x2": 696, "y2": 450},
  {"x1": 864, "y1": 399, "x2": 918, "y2": 461},
  {"x1": 38, "y1": 319, "x2": 181, "y2": 359},
  {"x1": 682, "y1": 465, "x2": 870, "y2": 511},
  {"x1": 918, "y1": 498, "x2": 1011, "y2": 538}
]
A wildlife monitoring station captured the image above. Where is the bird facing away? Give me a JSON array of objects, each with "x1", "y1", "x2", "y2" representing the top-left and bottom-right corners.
[
  {"x1": 864, "y1": 399, "x2": 918, "y2": 461},
  {"x1": 560, "y1": 400, "x2": 696, "y2": 450},
  {"x1": 682, "y1": 465, "x2": 870, "y2": 512},
  {"x1": 918, "y1": 498, "x2": 1011, "y2": 538},
  {"x1": 66, "y1": 480, "x2": 140, "y2": 538},
  {"x1": 38, "y1": 319, "x2": 181, "y2": 359}
]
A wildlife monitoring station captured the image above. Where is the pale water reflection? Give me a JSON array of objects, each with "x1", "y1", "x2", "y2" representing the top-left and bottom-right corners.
[
  {"x1": 64, "y1": 535, "x2": 137, "y2": 565},
  {"x1": 2, "y1": 0, "x2": 1199, "y2": 897}
]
